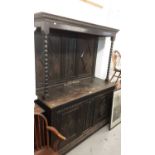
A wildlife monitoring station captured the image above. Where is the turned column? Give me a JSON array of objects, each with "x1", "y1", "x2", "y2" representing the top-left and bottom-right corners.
[
  {"x1": 105, "y1": 36, "x2": 115, "y2": 81},
  {"x1": 41, "y1": 24, "x2": 50, "y2": 100}
]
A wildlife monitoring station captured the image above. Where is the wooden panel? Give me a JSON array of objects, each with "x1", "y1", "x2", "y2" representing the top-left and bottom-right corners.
[
  {"x1": 47, "y1": 30, "x2": 77, "y2": 85},
  {"x1": 54, "y1": 101, "x2": 84, "y2": 148},
  {"x1": 47, "y1": 31, "x2": 98, "y2": 83},
  {"x1": 93, "y1": 93, "x2": 112, "y2": 124},
  {"x1": 76, "y1": 35, "x2": 97, "y2": 77},
  {"x1": 35, "y1": 29, "x2": 98, "y2": 92},
  {"x1": 59, "y1": 118, "x2": 109, "y2": 155},
  {"x1": 61, "y1": 33, "x2": 77, "y2": 79},
  {"x1": 48, "y1": 31, "x2": 62, "y2": 83}
]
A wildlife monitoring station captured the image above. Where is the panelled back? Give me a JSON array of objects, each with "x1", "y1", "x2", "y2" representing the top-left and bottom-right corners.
[{"x1": 35, "y1": 29, "x2": 98, "y2": 93}]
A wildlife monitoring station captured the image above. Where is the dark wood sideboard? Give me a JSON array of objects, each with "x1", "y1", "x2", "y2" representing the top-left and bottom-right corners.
[{"x1": 34, "y1": 12, "x2": 119, "y2": 154}]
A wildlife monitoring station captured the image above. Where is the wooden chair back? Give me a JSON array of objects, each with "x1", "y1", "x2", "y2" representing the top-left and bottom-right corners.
[
  {"x1": 110, "y1": 50, "x2": 121, "y2": 89},
  {"x1": 111, "y1": 50, "x2": 121, "y2": 71},
  {"x1": 34, "y1": 113, "x2": 49, "y2": 151}
]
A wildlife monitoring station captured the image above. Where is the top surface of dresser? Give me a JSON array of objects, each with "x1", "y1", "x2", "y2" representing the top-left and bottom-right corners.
[{"x1": 38, "y1": 77, "x2": 115, "y2": 109}]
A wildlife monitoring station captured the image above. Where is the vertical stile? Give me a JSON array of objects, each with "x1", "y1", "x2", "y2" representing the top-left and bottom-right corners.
[
  {"x1": 42, "y1": 117, "x2": 45, "y2": 147},
  {"x1": 34, "y1": 117, "x2": 38, "y2": 150},
  {"x1": 37, "y1": 115, "x2": 41, "y2": 148}
]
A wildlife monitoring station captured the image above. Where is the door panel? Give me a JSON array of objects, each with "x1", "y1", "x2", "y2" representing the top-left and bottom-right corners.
[
  {"x1": 76, "y1": 35, "x2": 96, "y2": 77},
  {"x1": 93, "y1": 93, "x2": 111, "y2": 124},
  {"x1": 55, "y1": 101, "x2": 85, "y2": 147}
]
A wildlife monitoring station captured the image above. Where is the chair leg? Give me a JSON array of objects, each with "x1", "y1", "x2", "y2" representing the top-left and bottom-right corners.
[
  {"x1": 115, "y1": 72, "x2": 121, "y2": 83},
  {"x1": 110, "y1": 71, "x2": 116, "y2": 81},
  {"x1": 115, "y1": 80, "x2": 121, "y2": 90}
]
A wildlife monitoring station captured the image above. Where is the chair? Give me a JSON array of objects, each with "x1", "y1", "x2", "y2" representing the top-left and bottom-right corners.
[
  {"x1": 110, "y1": 50, "x2": 121, "y2": 89},
  {"x1": 34, "y1": 113, "x2": 66, "y2": 155}
]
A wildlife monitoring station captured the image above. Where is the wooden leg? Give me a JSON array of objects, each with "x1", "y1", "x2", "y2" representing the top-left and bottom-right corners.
[
  {"x1": 115, "y1": 80, "x2": 121, "y2": 90},
  {"x1": 110, "y1": 71, "x2": 116, "y2": 81},
  {"x1": 115, "y1": 72, "x2": 121, "y2": 83}
]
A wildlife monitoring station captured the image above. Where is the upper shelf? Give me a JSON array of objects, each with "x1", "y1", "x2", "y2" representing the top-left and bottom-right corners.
[{"x1": 34, "y1": 12, "x2": 119, "y2": 37}]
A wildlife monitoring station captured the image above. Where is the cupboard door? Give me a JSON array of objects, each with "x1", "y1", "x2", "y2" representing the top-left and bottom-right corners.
[
  {"x1": 93, "y1": 93, "x2": 111, "y2": 124},
  {"x1": 76, "y1": 35, "x2": 97, "y2": 77},
  {"x1": 55, "y1": 101, "x2": 84, "y2": 147}
]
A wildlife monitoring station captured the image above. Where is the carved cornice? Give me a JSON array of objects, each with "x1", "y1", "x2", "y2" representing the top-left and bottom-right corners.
[{"x1": 34, "y1": 12, "x2": 119, "y2": 37}]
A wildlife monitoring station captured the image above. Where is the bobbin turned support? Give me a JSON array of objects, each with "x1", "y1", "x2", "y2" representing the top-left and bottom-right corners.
[
  {"x1": 40, "y1": 23, "x2": 50, "y2": 100},
  {"x1": 105, "y1": 36, "x2": 116, "y2": 82}
]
